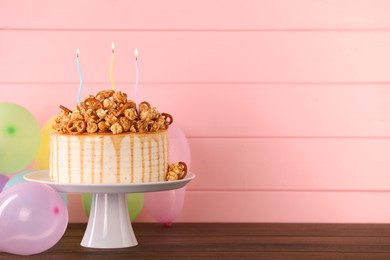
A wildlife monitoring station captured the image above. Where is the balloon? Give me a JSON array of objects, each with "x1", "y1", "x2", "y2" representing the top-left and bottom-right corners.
[
  {"x1": 0, "y1": 103, "x2": 41, "y2": 173},
  {"x1": 34, "y1": 117, "x2": 55, "y2": 170},
  {"x1": 144, "y1": 124, "x2": 191, "y2": 225},
  {"x1": 0, "y1": 175, "x2": 9, "y2": 192},
  {"x1": 82, "y1": 193, "x2": 144, "y2": 221},
  {"x1": 0, "y1": 182, "x2": 68, "y2": 255},
  {"x1": 3, "y1": 170, "x2": 68, "y2": 206},
  {"x1": 144, "y1": 187, "x2": 186, "y2": 225},
  {"x1": 168, "y1": 124, "x2": 191, "y2": 166}
]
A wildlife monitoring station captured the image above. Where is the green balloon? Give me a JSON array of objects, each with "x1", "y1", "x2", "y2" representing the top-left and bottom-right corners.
[
  {"x1": 82, "y1": 193, "x2": 144, "y2": 221},
  {"x1": 0, "y1": 103, "x2": 41, "y2": 173}
]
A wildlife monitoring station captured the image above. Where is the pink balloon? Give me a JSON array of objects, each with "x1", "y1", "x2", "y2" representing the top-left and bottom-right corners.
[
  {"x1": 0, "y1": 182, "x2": 68, "y2": 255},
  {"x1": 144, "y1": 125, "x2": 191, "y2": 225},
  {"x1": 168, "y1": 124, "x2": 191, "y2": 166},
  {"x1": 144, "y1": 187, "x2": 186, "y2": 225},
  {"x1": 0, "y1": 175, "x2": 9, "y2": 192}
]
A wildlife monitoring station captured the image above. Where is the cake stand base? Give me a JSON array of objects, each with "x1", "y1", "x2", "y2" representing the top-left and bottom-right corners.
[{"x1": 81, "y1": 193, "x2": 137, "y2": 248}]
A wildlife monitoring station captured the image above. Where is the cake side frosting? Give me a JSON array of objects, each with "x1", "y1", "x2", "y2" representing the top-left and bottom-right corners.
[{"x1": 50, "y1": 131, "x2": 169, "y2": 184}]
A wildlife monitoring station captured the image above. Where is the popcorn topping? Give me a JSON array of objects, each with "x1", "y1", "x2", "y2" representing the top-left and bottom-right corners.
[
  {"x1": 166, "y1": 162, "x2": 187, "y2": 181},
  {"x1": 53, "y1": 90, "x2": 173, "y2": 134}
]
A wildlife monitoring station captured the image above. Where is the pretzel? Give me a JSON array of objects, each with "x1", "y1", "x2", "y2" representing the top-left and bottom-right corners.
[
  {"x1": 84, "y1": 97, "x2": 103, "y2": 110},
  {"x1": 161, "y1": 113, "x2": 173, "y2": 126},
  {"x1": 59, "y1": 105, "x2": 72, "y2": 114},
  {"x1": 176, "y1": 162, "x2": 187, "y2": 179},
  {"x1": 67, "y1": 120, "x2": 86, "y2": 134},
  {"x1": 96, "y1": 90, "x2": 115, "y2": 101},
  {"x1": 139, "y1": 101, "x2": 151, "y2": 111}
]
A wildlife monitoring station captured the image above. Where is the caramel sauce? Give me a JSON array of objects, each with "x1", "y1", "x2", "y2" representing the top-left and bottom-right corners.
[
  {"x1": 130, "y1": 135, "x2": 134, "y2": 182},
  {"x1": 66, "y1": 136, "x2": 71, "y2": 182},
  {"x1": 99, "y1": 136, "x2": 104, "y2": 184},
  {"x1": 91, "y1": 138, "x2": 95, "y2": 183},
  {"x1": 110, "y1": 135, "x2": 125, "y2": 184},
  {"x1": 141, "y1": 137, "x2": 145, "y2": 183},
  {"x1": 156, "y1": 136, "x2": 161, "y2": 181},
  {"x1": 56, "y1": 135, "x2": 59, "y2": 182},
  {"x1": 80, "y1": 139, "x2": 84, "y2": 184},
  {"x1": 148, "y1": 139, "x2": 152, "y2": 182}
]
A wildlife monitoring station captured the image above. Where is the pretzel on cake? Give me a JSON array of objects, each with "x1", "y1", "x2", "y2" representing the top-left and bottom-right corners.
[
  {"x1": 83, "y1": 97, "x2": 103, "y2": 110},
  {"x1": 67, "y1": 119, "x2": 86, "y2": 134},
  {"x1": 161, "y1": 113, "x2": 173, "y2": 126}
]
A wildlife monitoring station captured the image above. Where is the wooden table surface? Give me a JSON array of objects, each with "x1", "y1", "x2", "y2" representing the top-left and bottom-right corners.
[{"x1": 1, "y1": 223, "x2": 390, "y2": 259}]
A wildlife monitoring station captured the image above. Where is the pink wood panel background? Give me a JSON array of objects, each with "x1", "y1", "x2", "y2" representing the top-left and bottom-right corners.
[
  {"x1": 2, "y1": 31, "x2": 390, "y2": 83},
  {"x1": 2, "y1": 0, "x2": 390, "y2": 223},
  {"x1": 2, "y1": 0, "x2": 390, "y2": 30}
]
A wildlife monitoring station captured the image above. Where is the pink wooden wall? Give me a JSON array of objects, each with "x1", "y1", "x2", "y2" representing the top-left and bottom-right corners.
[{"x1": 2, "y1": 0, "x2": 390, "y2": 223}]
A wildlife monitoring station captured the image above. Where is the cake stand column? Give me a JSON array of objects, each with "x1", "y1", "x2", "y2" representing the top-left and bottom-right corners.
[{"x1": 81, "y1": 193, "x2": 137, "y2": 248}]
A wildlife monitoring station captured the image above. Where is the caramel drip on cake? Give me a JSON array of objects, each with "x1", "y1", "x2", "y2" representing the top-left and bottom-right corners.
[
  {"x1": 110, "y1": 135, "x2": 125, "y2": 184},
  {"x1": 156, "y1": 136, "x2": 160, "y2": 181},
  {"x1": 91, "y1": 138, "x2": 95, "y2": 184},
  {"x1": 67, "y1": 136, "x2": 71, "y2": 182},
  {"x1": 141, "y1": 138, "x2": 145, "y2": 183},
  {"x1": 56, "y1": 135, "x2": 59, "y2": 182},
  {"x1": 130, "y1": 135, "x2": 134, "y2": 182},
  {"x1": 80, "y1": 139, "x2": 84, "y2": 184},
  {"x1": 162, "y1": 134, "x2": 166, "y2": 180},
  {"x1": 149, "y1": 139, "x2": 152, "y2": 182},
  {"x1": 99, "y1": 136, "x2": 104, "y2": 184}
]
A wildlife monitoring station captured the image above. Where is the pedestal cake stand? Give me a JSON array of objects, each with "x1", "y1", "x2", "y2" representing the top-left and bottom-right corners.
[{"x1": 24, "y1": 170, "x2": 195, "y2": 249}]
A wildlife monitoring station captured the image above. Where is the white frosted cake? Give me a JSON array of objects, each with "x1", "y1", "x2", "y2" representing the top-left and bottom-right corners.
[
  {"x1": 50, "y1": 90, "x2": 186, "y2": 184},
  {"x1": 50, "y1": 131, "x2": 168, "y2": 184}
]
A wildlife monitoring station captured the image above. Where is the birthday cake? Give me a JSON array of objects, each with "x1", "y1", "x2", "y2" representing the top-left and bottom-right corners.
[{"x1": 50, "y1": 90, "x2": 187, "y2": 184}]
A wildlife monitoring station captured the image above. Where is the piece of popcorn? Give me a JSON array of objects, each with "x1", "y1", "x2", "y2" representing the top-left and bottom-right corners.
[
  {"x1": 113, "y1": 91, "x2": 127, "y2": 104},
  {"x1": 105, "y1": 114, "x2": 118, "y2": 125},
  {"x1": 124, "y1": 108, "x2": 138, "y2": 120},
  {"x1": 98, "y1": 121, "x2": 110, "y2": 132},
  {"x1": 110, "y1": 122, "x2": 123, "y2": 134},
  {"x1": 70, "y1": 110, "x2": 84, "y2": 121},
  {"x1": 96, "y1": 108, "x2": 107, "y2": 119},
  {"x1": 166, "y1": 171, "x2": 179, "y2": 181},
  {"x1": 140, "y1": 109, "x2": 152, "y2": 121},
  {"x1": 137, "y1": 120, "x2": 149, "y2": 133},
  {"x1": 119, "y1": 117, "x2": 131, "y2": 132},
  {"x1": 103, "y1": 98, "x2": 117, "y2": 109}
]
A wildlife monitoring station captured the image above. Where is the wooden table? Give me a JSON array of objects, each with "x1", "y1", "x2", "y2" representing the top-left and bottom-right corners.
[{"x1": 1, "y1": 223, "x2": 390, "y2": 259}]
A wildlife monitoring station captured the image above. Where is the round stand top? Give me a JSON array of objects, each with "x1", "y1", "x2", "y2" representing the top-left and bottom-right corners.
[{"x1": 24, "y1": 170, "x2": 195, "y2": 194}]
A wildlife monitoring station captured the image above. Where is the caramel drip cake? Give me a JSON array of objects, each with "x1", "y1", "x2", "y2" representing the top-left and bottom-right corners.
[{"x1": 50, "y1": 90, "x2": 186, "y2": 184}]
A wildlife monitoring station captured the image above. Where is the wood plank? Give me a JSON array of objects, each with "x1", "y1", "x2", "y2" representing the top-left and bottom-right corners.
[
  {"x1": 3, "y1": 223, "x2": 390, "y2": 259},
  {"x1": 1, "y1": 31, "x2": 390, "y2": 83},
  {"x1": 2, "y1": 0, "x2": 390, "y2": 30},
  {"x1": 3, "y1": 83, "x2": 390, "y2": 137},
  {"x1": 68, "y1": 191, "x2": 390, "y2": 223},
  {"x1": 132, "y1": 223, "x2": 390, "y2": 237}
]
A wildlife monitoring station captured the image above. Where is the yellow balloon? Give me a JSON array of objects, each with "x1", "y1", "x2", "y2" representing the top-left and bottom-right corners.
[{"x1": 34, "y1": 117, "x2": 55, "y2": 170}]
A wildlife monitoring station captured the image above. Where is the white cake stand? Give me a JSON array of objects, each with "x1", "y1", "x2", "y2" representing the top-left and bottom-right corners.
[{"x1": 24, "y1": 170, "x2": 195, "y2": 249}]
